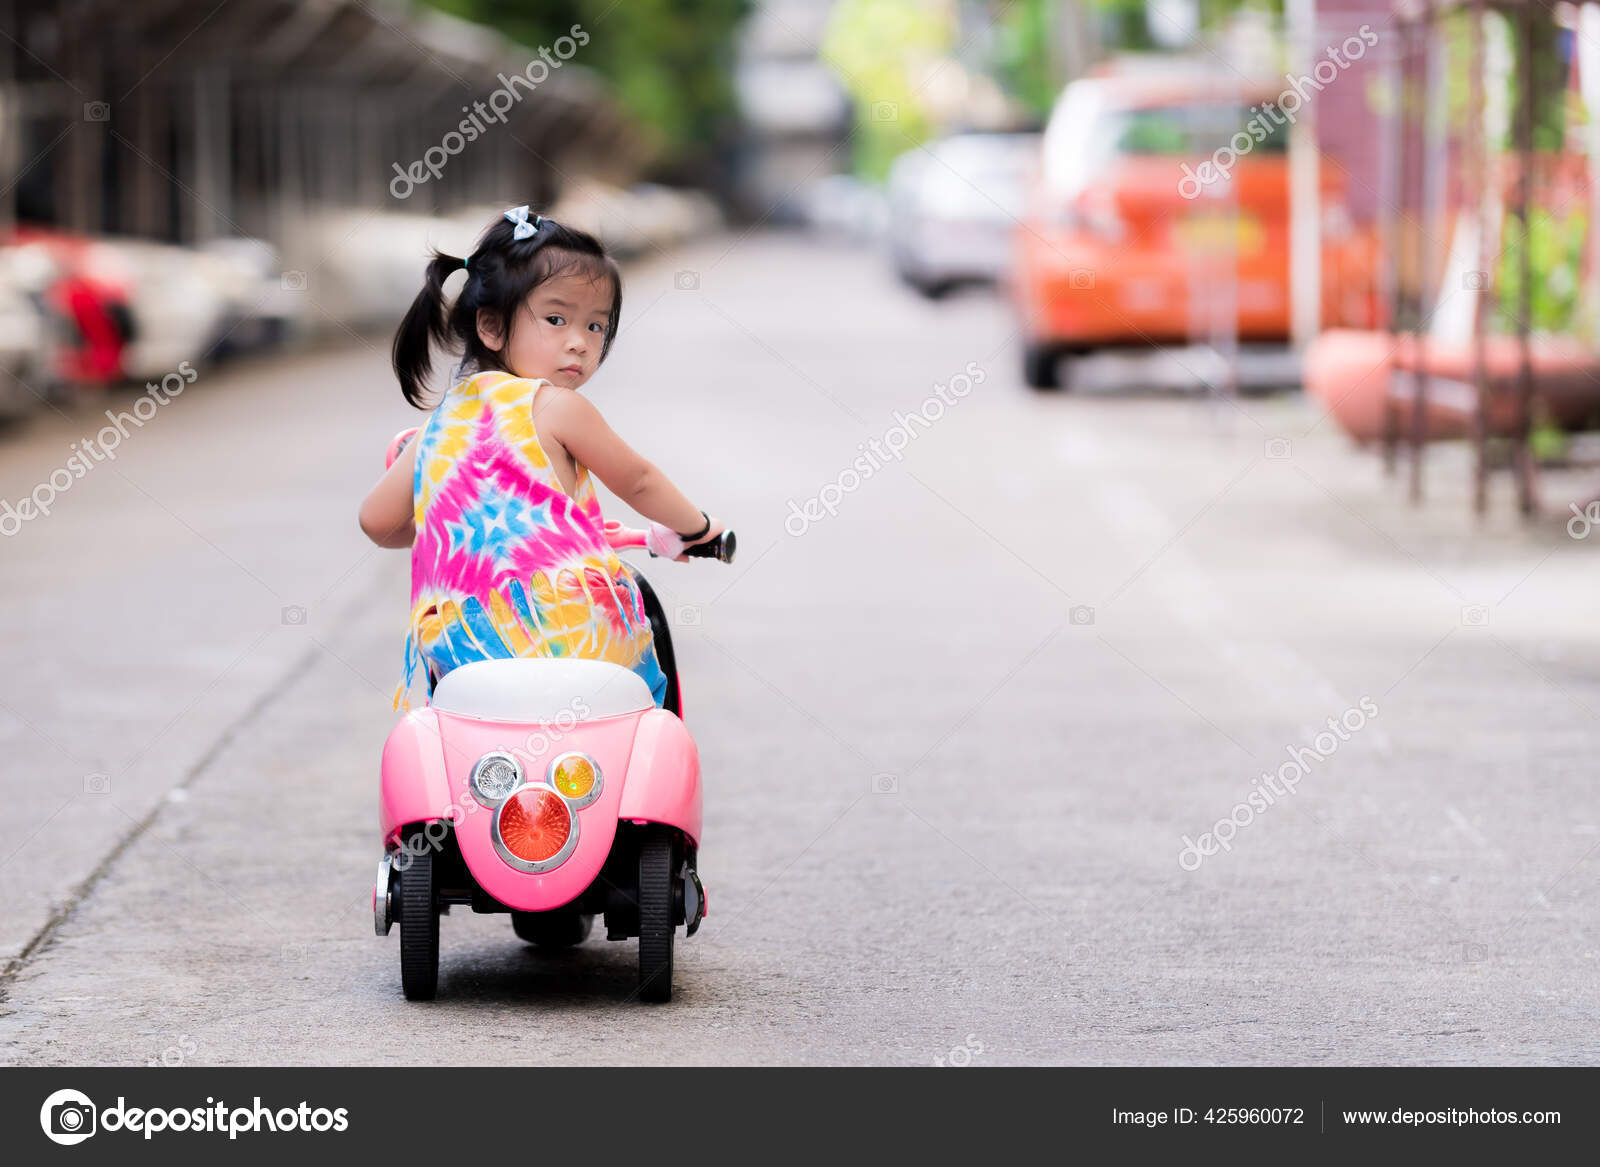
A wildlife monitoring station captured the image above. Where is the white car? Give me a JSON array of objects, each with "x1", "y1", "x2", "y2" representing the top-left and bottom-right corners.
[
  {"x1": 885, "y1": 132, "x2": 1039, "y2": 297},
  {"x1": 0, "y1": 247, "x2": 56, "y2": 418}
]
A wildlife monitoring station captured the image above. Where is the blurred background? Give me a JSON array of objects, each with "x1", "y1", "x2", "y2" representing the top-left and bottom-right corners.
[
  {"x1": 3, "y1": 0, "x2": 1597, "y2": 509},
  {"x1": 4, "y1": 0, "x2": 1600, "y2": 1064}
]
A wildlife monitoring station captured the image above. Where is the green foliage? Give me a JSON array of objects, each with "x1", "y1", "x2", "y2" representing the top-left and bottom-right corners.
[
  {"x1": 1440, "y1": 8, "x2": 1568, "y2": 152},
  {"x1": 820, "y1": 0, "x2": 953, "y2": 181},
  {"x1": 1523, "y1": 9, "x2": 1569, "y2": 154},
  {"x1": 422, "y1": 0, "x2": 749, "y2": 168},
  {"x1": 991, "y1": 0, "x2": 1058, "y2": 117},
  {"x1": 1529, "y1": 416, "x2": 1569, "y2": 463},
  {"x1": 1086, "y1": 0, "x2": 1283, "y2": 49},
  {"x1": 1086, "y1": 0, "x2": 1154, "y2": 50},
  {"x1": 1494, "y1": 207, "x2": 1588, "y2": 336}
]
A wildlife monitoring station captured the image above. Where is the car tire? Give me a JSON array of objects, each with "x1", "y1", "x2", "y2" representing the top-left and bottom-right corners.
[{"x1": 1023, "y1": 343, "x2": 1061, "y2": 390}]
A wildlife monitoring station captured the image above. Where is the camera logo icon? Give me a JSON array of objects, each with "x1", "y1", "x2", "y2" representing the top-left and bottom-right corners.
[
  {"x1": 281, "y1": 605, "x2": 307, "y2": 626},
  {"x1": 674, "y1": 270, "x2": 699, "y2": 291},
  {"x1": 1461, "y1": 604, "x2": 1490, "y2": 627},
  {"x1": 281, "y1": 270, "x2": 307, "y2": 291},
  {"x1": 1068, "y1": 268, "x2": 1096, "y2": 290},
  {"x1": 1463, "y1": 270, "x2": 1488, "y2": 291},
  {"x1": 674, "y1": 605, "x2": 701, "y2": 626},
  {"x1": 40, "y1": 1088, "x2": 97, "y2": 1145},
  {"x1": 871, "y1": 101, "x2": 898, "y2": 122},
  {"x1": 83, "y1": 102, "x2": 109, "y2": 122},
  {"x1": 1069, "y1": 604, "x2": 1096, "y2": 626},
  {"x1": 1265, "y1": 437, "x2": 1292, "y2": 460}
]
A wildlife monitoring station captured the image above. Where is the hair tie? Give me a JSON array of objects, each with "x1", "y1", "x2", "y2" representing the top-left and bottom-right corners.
[{"x1": 462, "y1": 255, "x2": 469, "y2": 271}]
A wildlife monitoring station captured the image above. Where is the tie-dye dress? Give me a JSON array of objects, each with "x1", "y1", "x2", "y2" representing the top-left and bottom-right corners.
[{"x1": 393, "y1": 369, "x2": 668, "y2": 710}]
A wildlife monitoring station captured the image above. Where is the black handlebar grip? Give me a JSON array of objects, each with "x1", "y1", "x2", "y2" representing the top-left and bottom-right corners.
[{"x1": 683, "y1": 529, "x2": 736, "y2": 563}]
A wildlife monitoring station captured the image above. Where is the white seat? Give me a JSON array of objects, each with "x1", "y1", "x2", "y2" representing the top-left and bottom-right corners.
[{"x1": 430, "y1": 658, "x2": 654, "y2": 722}]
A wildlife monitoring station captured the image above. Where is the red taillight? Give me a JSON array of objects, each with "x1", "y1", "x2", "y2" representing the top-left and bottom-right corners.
[{"x1": 497, "y1": 788, "x2": 572, "y2": 863}]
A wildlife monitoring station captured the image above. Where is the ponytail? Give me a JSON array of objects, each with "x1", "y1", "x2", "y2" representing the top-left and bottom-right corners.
[{"x1": 391, "y1": 251, "x2": 464, "y2": 409}]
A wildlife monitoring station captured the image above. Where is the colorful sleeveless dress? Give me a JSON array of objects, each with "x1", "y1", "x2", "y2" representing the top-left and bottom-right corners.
[{"x1": 393, "y1": 369, "x2": 668, "y2": 711}]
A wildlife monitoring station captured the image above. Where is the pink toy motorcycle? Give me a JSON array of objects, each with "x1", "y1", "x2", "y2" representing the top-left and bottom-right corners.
[{"x1": 373, "y1": 428, "x2": 734, "y2": 1002}]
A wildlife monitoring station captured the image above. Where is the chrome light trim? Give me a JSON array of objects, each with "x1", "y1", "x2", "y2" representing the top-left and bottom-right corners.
[
  {"x1": 374, "y1": 852, "x2": 395, "y2": 936},
  {"x1": 683, "y1": 866, "x2": 705, "y2": 937},
  {"x1": 491, "y1": 784, "x2": 581, "y2": 873},
  {"x1": 546, "y1": 750, "x2": 603, "y2": 810},
  {"x1": 470, "y1": 751, "x2": 523, "y2": 807}
]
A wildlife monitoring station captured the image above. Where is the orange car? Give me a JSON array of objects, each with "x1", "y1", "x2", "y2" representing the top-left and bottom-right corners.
[{"x1": 1012, "y1": 70, "x2": 1377, "y2": 388}]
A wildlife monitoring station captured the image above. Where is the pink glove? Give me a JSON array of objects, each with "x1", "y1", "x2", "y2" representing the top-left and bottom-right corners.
[{"x1": 645, "y1": 522, "x2": 687, "y2": 559}]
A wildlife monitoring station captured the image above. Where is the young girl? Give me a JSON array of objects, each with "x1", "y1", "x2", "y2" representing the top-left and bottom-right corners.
[{"x1": 359, "y1": 206, "x2": 724, "y2": 710}]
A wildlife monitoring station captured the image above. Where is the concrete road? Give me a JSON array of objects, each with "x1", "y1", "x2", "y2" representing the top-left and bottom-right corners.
[{"x1": 1, "y1": 231, "x2": 1597, "y2": 1065}]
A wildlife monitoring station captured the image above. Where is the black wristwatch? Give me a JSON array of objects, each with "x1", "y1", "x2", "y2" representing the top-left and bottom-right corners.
[{"x1": 677, "y1": 510, "x2": 711, "y2": 542}]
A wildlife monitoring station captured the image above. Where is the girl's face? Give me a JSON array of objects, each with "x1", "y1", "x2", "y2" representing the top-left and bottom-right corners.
[{"x1": 478, "y1": 268, "x2": 614, "y2": 391}]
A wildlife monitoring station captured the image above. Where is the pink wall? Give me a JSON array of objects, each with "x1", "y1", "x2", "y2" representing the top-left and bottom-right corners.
[{"x1": 1310, "y1": 1, "x2": 1397, "y2": 224}]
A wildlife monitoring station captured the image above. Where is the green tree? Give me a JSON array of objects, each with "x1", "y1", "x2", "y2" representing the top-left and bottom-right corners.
[
  {"x1": 820, "y1": 0, "x2": 955, "y2": 181},
  {"x1": 991, "y1": 0, "x2": 1061, "y2": 118},
  {"x1": 1085, "y1": 0, "x2": 1284, "y2": 51},
  {"x1": 424, "y1": 0, "x2": 749, "y2": 177}
]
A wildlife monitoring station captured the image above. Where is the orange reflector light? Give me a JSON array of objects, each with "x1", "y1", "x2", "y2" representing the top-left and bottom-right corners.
[
  {"x1": 551, "y1": 755, "x2": 597, "y2": 801},
  {"x1": 497, "y1": 788, "x2": 572, "y2": 863}
]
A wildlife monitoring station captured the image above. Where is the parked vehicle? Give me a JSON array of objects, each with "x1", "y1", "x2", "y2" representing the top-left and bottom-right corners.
[
  {"x1": 2, "y1": 230, "x2": 134, "y2": 391},
  {"x1": 802, "y1": 173, "x2": 889, "y2": 243},
  {"x1": 1012, "y1": 71, "x2": 1377, "y2": 389},
  {"x1": 78, "y1": 238, "x2": 236, "y2": 380},
  {"x1": 198, "y1": 238, "x2": 302, "y2": 358},
  {"x1": 0, "y1": 246, "x2": 57, "y2": 418},
  {"x1": 886, "y1": 132, "x2": 1038, "y2": 297}
]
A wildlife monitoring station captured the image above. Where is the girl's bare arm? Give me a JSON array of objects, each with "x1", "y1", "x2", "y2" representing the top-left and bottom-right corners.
[
  {"x1": 538, "y1": 386, "x2": 722, "y2": 542},
  {"x1": 359, "y1": 438, "x2": 418, "y2": 548}
]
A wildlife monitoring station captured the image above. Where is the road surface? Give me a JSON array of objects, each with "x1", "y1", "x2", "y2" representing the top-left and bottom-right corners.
[{"x1": 1, "y1": 231, "x2": 1597, "y2": 1065}]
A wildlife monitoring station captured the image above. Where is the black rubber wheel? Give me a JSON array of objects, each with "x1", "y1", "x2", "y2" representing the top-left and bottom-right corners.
[
  {"x1": 1023, "y1": 343, "x2": 1061, "y2": 389},
  {"x1": 398, "y1": 840, "x2": 440, "y2": 1001},
  {"x1": 512, "y1": 911, "x2": 593, "y2": 948},
  {"x1": 637, "y1": 827, "x2": 678, "y2": 1003}
]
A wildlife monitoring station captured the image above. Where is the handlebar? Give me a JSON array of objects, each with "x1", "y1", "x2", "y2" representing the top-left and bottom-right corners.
[
  {"x1": 603, "y1": 519, "x2": 737, "y2": 564},
  {"x1": 684, "y1": 529, "x2": 737, "y2": 562},
  {"x1": 386, "y1": 427, "x2": 419, "y2": 470},
  {"x1": 603, "y1": 520, "x2": 648, "y2": 550}
]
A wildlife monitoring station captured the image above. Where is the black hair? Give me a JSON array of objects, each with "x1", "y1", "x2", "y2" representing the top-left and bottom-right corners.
[{"x1": 391, "y1": 211, "x2": 623, "y2": 409}]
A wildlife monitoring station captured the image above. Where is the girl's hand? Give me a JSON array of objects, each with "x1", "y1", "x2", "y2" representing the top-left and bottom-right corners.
[{"x1": 675, "y1": 515, "x2": 725, "y2": 562}]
